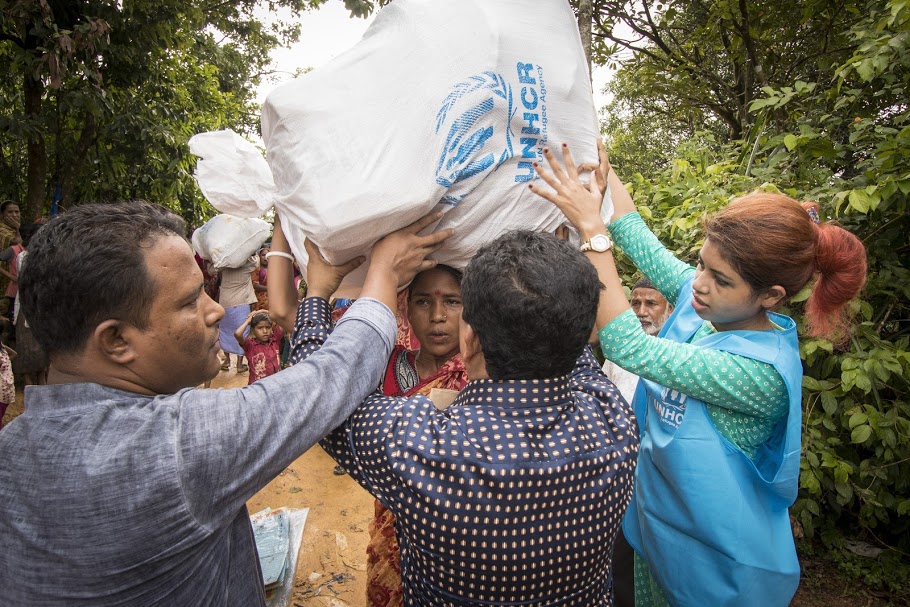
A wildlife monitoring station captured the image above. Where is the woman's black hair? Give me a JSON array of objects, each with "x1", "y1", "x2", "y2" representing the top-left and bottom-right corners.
[{"x1": 407, "y1": 264, "x2": 463, "y2": 297}]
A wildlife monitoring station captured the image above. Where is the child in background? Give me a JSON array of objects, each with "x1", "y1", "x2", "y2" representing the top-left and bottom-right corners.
[{"x1": 233, "y1": 311, "x2": 283, "y2": 385}]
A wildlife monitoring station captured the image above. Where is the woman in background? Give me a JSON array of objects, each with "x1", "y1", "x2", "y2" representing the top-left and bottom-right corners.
[
  {"x1": 9, "y1": 223, "x2": 48, "y2": 387},
  {"x1": 266, "y1": 216, "x2": 468, "y2": 607},
  {"x1": 218, "y1": 256, "x2": 258, "y2": 373}
]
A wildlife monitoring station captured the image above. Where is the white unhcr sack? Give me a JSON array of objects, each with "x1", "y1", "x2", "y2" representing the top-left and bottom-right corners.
[
  {"x1": 192, "y1": 215, "x2": 271, "y2": 270},
  {"x1": 193, "y1": 0, "x2": 601, "y2": 293}
]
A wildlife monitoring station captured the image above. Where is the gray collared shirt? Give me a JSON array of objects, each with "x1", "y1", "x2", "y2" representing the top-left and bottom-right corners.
[{"x1": 0, "y1": 298, "x2": 395, "y2": 606}]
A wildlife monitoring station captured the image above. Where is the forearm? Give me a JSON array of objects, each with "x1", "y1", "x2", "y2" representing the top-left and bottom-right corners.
[
  {"x1": 600, "y1": 310, "x2": 785, "y2": 415},
  {"x1": 580, "y1": 236, "x2": 632, "y2": 333},
  {"x1": 608, "y1": 213, "x2": 694, "y2": 306},
  {"x1": 232, "y1": 321, "x2": 249, "y2": 345},
  {"x1": 320, "y1": 391, "x2": 424, "y2": 509},
  {"x1": 179, "y1": 298, "x2": 396, "y2": 527},
  {"x1": 358, "y1": 262, "x2": 399, "y2": 313},
  {"x1": 607, "y1": 167, "x2": 637, "y2": 223},
  {"x1": 318, "y1": 395, "x2": 389, "y2": 496},
  {"x1": 266, "y1": 217, "x2": 301, "y2": 333},
  {"x1": 289, "y1": 296, "x2": 333, "y2": 362}
]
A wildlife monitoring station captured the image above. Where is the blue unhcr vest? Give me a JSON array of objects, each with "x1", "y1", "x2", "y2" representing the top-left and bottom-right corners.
[{"x1": 623, "y1": 276, "x2": 803, "y2": 607}]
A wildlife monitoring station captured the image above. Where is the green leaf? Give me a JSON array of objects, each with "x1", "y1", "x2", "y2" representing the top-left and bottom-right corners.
[
  {"x1": 873, "y1": 363, "x2": 890, "y2": 382},
  {"x1": 801, "y1": 469, "x2": 821, "y2": 494},
  {"x1": 803, "y1": 375, "x2": 822, "y2": 390},
  {"x1": 784, "y1": 134, "x2": 799, "y2": 151},
  {"x1": 806, "y1": 451, "x2": 820, "y2": 468},
  {"x1": 842, "y1": 369, "x2": 858, "y2": 390},
  {"x1": 849, "y1": 411, "x2": 868, "y2": 429},
  {"x1": 854, "y1": 372, "x2": 872, "y2": 393},
  {"x1": 821, "y1": 391, "x2": 838, "y2": 415},
  {"x1": 748, "y1": 98, "x2": 776, "y2": 111},
  {"x1": 855, "y1": 58, "x2": 876, "y2": 81},
  {"x1": 802, "y1": 341, "x2": 818, "y2": 357},
  {"x1": 791, "y1": 284, "x2": 812, "y2": 303},
  {"x1": 805, "y1": 498, "x2": 820, "y2": 516},
  {"x1": 848, "y1": 189, "x2": 872, "y2": 213},
  {"x1": 851, "y1": 425, "x2": 873, "y2": 443},
  {"x1": 835, "y1": 480, "x2": 853, "y2": 501}
]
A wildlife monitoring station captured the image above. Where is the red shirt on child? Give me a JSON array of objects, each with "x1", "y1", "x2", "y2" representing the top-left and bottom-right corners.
[{"x1": 241, "y1": 325, "x2": 283, "y2": 384}]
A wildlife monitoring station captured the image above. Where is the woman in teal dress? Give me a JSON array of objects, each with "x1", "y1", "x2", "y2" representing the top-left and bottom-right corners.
[{"x1": 531, "y1": 143, "x2": 867, "y2": 607}]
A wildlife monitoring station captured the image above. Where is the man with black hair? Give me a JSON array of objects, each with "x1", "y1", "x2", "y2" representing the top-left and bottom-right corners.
[
  {"x1": 301, "y1": 229, "x2": 638, "y2": 606},
  {"x1": 0, "y1": 199, "x2": 450, "y2": 606}
]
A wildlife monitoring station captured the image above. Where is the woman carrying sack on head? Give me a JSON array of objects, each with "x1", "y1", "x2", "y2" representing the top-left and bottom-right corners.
[
  {"x1": 531, "y1": 142, "x2": 867, "y2": 607},
  {"x1": 266, "y1": 214, "x2": 468, "y2": 607}
]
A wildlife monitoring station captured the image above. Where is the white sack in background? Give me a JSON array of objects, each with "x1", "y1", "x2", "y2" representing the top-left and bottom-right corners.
[
  {"x1": 190, "y1": 130, "x2": 277, "y2": 218},
  {"x1": 192, "y1": 0, "x2": 602, "y2": 295},
  {"x1": 192, "y1": 214, "x2": 271, "y2": 269}
]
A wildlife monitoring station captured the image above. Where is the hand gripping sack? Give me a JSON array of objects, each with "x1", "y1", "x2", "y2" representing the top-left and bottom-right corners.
[
  {"x1": 192, "y1": 214, "x2": 271, "y2": 270},
  {"x1": 192, "y1": 0, "x2": 602, "y2": 294}
]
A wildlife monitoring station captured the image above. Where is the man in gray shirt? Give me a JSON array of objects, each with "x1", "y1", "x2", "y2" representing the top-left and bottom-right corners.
[{"x1": 0, "y1": 200, "x2": 449, "y2": 606}]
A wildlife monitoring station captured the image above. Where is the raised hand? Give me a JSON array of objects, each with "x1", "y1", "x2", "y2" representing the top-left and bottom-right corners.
[
  {"x1": 304, "y1": 238, "x2": 365, "y2": 300},
  {"x1": 529, "y1": 144, "x2": 604, "y2": 236},
  {"x1": 361, "y1": 211, "x2": 453, "y2": 312},
  {"x1": 370, "y1": 211, "x2": 453, "y2": 288},
  {"x1": 577, "y1": 138, "x2": 611, "y2": 195}
]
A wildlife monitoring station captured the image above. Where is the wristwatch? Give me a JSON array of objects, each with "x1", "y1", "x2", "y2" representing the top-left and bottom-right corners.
[{"x1": 579, "y1": 233, "x2": 612, "y2": 253}]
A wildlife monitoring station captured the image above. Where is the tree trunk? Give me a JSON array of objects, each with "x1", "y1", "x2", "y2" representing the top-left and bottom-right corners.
[
  {"x1": 59, "y1": 111, "x2": 97, "y2": 208},
  {"x1": 24, "y1": 71, "x2": 47, "y2": 223},
  {"x1": 577, "y1": 0, "x2": 593, "y2": 84}
]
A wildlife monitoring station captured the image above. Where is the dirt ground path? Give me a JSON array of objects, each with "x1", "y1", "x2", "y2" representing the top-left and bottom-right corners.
[{"x1": 221, "y1": 368, "x2": 375, "y2": 607}]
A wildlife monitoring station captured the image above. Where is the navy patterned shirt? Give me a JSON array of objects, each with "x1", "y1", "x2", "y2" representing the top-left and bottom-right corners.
[{"x1": 292, "y1": 298, "x2": 639, "y2": 606}]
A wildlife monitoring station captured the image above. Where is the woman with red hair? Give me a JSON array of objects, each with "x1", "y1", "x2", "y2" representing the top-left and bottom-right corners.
[{"x1": 532, "y1": 142, "x2": 866, "y2": 607}]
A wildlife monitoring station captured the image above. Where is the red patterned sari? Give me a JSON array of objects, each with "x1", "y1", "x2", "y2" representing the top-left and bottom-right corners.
[{"x1": 366, "y1": 329, "x2": 467, "y2": 607}]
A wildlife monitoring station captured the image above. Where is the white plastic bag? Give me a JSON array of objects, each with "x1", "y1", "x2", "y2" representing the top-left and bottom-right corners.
[
  {"x1": 189, "y1": 130, "x2": 277, "y2": 218},
  {"x1": 192, "y1": 0, "x2": 601, "y2": 295},
  {"x1": 192, "y1": 214, "x2": 271, "y2": 269}
]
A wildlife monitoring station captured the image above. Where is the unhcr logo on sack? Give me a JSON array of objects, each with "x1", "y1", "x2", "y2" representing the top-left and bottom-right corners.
[
  {"x1": 514, "y1": 62, "x2": 549, "y2": 184},
  {"x1": 434, "y1": 63, "x2": 550, "y2": 205}
]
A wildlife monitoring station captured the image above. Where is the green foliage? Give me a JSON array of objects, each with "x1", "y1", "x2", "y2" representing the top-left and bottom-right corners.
[
  {"x1": 603, "y1": 0, "x2": 910, "y2": 559},
  {"x1": 0, "y1": 0, "x2": 384, "y2": 224},
  {"x1": 594, "y1": 0, "x2": 860, "y2": 141},
  {"x1": 830, "y1": 543, "x2": 910, "y2": 597},
  {"x1": 799, "y1": 539, "x2": 910, "y2": 599}
]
